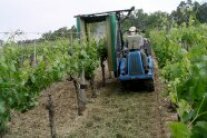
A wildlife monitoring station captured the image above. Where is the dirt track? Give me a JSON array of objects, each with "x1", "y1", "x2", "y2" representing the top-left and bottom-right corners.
[{"x1": 4, "y1": 63, "x2": 176, "y2": 138}]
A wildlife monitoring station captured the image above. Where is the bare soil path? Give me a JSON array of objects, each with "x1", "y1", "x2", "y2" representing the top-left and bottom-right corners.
[
  {"x1": 4, "y1": 64, "x2": 175, "y2": 138},
  {"x1": 68, "y1": 81, "x2": 163, "y2": 138}
]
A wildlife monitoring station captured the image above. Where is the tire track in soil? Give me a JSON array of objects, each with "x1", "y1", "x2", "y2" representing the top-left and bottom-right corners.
[{"x1": 67, "y1": 60, "x2": 167, "y2": 138}]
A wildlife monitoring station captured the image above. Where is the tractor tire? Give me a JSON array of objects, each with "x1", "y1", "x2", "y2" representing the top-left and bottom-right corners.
[
  {"x1": 146, "y1": 79, "x2": 155, "y2": 92},
  {"x1": 120, "y1": 81, "x2": 128, "y2": 91},
  {"x1": 114, "y1": 71, "x2": 118, "y2": 78}
]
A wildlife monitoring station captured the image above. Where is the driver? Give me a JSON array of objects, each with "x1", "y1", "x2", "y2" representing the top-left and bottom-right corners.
[{"x1": 126, "y1": 26, "x2": 148, "y2": 72}]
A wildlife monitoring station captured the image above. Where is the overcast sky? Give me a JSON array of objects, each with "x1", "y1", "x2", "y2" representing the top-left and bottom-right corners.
[{"x1": 0, "y1": 0, "x2": 204, "y2": 33}]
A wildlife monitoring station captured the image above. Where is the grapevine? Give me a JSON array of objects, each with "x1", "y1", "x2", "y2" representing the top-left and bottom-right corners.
[
  {"x1": 0, "y1": 38, "x2": 100, "y2": 132},
  {"x1": 150, "y1": 24, "x2": 207, "y2": 137}
]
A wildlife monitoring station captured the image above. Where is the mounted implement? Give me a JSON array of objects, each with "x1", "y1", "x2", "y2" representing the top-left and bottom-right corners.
[{"x1": 75, "y1": 7, "x2": 155, "y2": 91}]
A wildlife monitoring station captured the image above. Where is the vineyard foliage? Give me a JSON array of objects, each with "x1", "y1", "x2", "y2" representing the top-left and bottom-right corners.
[
  {"x1": 150, "y1": 24, "x2": 207, "y2": 137},
  {"x1": 0, "y1": 39, "x2": 99, "y2": 132}
]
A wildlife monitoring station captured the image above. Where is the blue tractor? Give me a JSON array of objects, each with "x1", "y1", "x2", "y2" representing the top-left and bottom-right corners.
[
  {"x1": 75, "y1": 7, "x2": 155, "y2": 91},
  {"x1": 118, "y1": 41, "x2": 155, "y2": 91}
]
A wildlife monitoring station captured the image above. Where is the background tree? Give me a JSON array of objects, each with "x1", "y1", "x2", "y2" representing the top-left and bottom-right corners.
[
  {"x1": 196, "y1": 2, "x2": 207, "y2": 23},
  {"x1": 42, "y1": 26, "x2": 77, "y2": 41}
]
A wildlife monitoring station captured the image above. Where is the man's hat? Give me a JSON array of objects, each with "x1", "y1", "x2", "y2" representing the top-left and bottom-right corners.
[{"x1": 129, "y1": 26, "x2": 137, "y2": 32}]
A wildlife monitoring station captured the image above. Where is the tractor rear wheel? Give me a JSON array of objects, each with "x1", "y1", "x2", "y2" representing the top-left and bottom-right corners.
[
  {"x1": 120, "y1": 81, "x2": 128, "y2": 91},
  {"x1": 146, "y1": 79, "x2": 155, "y2": 92}
]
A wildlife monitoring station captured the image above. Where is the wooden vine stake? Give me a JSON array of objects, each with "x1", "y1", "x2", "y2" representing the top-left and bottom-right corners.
[
  {"x1": 100, "y1": 59, "x2": 106, "y2": 87},
  {"x1": 73, "y1": 79, "x2": 81, "y2": 115},
  {"x1": 90, "y1": 75, "x2": 97, "y2": 98},
  {"x1": 72, "y1": 69, "x2": 87, "y2": 116},
  {"x1": 47, "y1": 87, "x2": 57, "y2": 138},
  {"x1": 30, "y1": 45, "x2": 37, "y2": 67},
  {"x1": 30, "y1": 53, "x2": 36, "y2": 67},
  {"x1": 79, "y1": 69, "x2": 87, "y2": 114}
]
